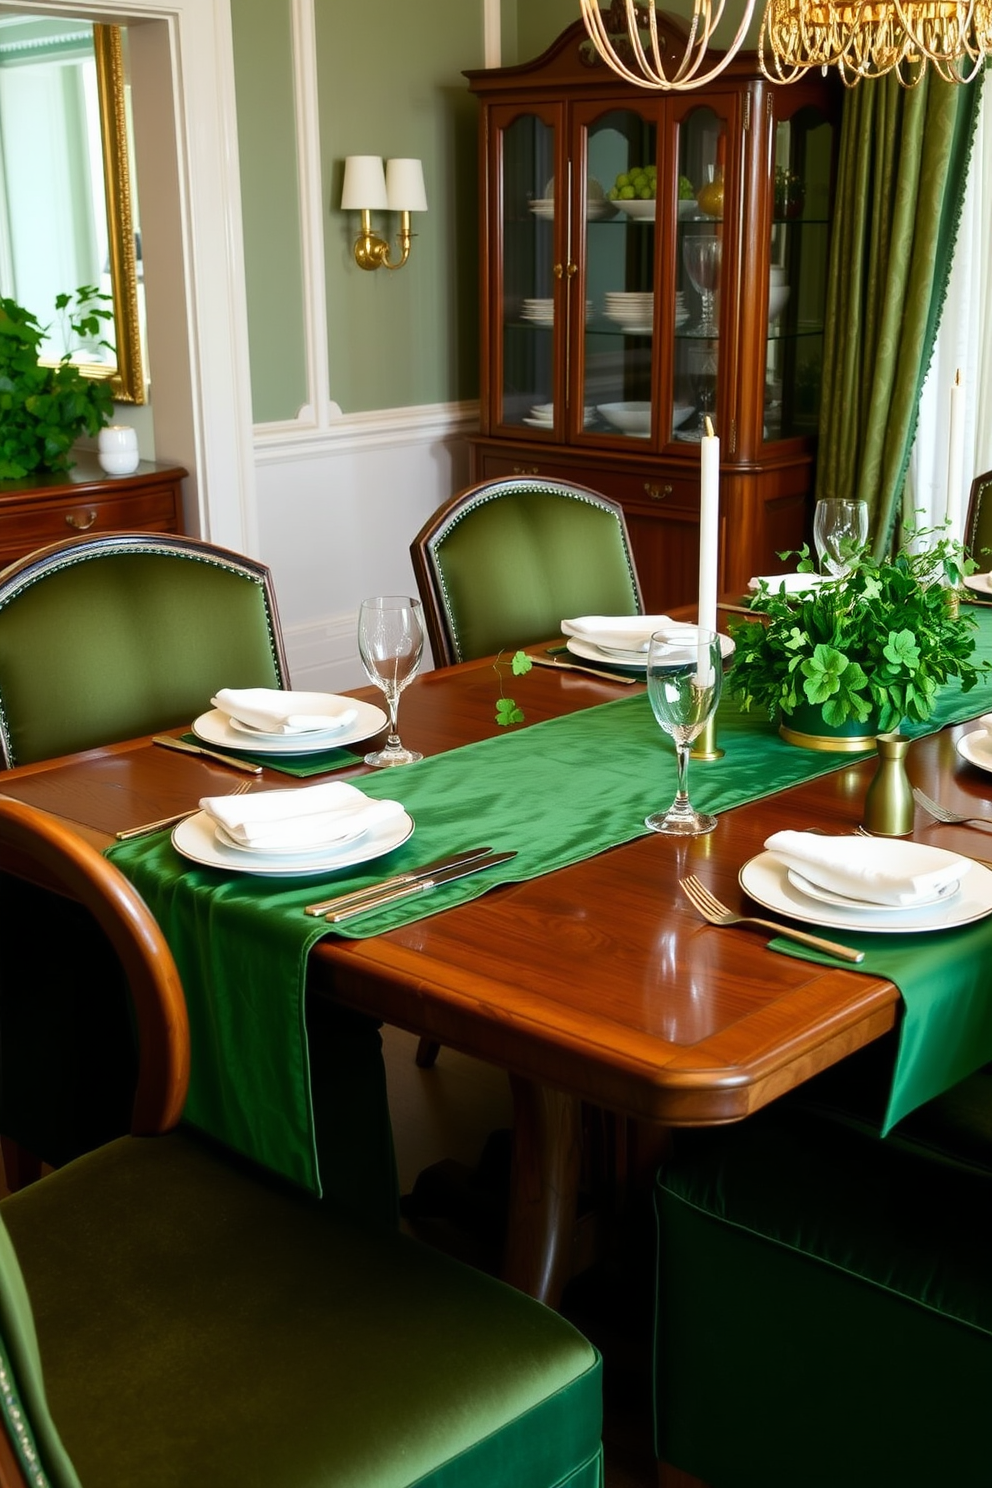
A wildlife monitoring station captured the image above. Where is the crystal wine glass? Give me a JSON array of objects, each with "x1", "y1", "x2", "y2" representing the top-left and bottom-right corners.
[
  {"x1": 357, "y1": 596, "x2": 424, "y2": 767},
  {"x1": 813, "y1": 499, "x2": 869, "y2": 578},
  {"x1": 644, "y1": 626, "x2": 723, "y2": 836},
  {"x1": 682, "y1": 235, "x2": 722, "y2": 337}
]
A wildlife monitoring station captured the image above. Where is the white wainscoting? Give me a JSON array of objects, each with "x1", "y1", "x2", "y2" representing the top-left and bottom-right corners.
[{"x1": 253, "y1": 401, "x2": 476, "y2": 693}]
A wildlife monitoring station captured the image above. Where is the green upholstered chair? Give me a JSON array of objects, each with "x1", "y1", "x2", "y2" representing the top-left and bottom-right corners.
[
  {"x1": 0, "y1": 530, "x2": 291, "y2": 1186},
  {"x1": 411, "y1": 478, "x2": 642, "y2": 667},
  {"x1": 964, "y1": 468, "x2": 992, "y2": 571},
  {"x1": 0, "y1": 796, "x2": 604, "y2": 1488},
  {"x1": 652, "y1": 1069, "x2": 992, "y2": 1488},
  {"x1": 0, "y1": 530, "x2": 288, "y2": 769}
]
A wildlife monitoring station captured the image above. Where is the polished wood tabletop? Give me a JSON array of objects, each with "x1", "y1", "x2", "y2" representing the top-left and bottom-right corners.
[{"x1": 3, "y1": 655, "x2": 989, "y2": 1299}]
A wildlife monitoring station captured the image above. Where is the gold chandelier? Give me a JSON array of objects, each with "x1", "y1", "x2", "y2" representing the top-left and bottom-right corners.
[
  {"x1": 759, "y1": 0, "x2": 992, "y2": 83},
  {"x1": 580, "y1": 0, "x2": 992, "y2": 87}
]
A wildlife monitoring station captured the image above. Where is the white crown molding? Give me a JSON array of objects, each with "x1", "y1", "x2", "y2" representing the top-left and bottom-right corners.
[{"x1": 253, "y1": 399, "x2": 480, "y2": 462}]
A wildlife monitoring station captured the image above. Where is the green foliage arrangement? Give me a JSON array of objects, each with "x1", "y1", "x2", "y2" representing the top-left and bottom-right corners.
[
  {"x1": 726, "y1": 527, "x2": 984, "y2": 735},
  {"x1": 493, "y1": 649, "x2": 532, "y2": 726},
  {"x1": 0, "y1": 288, "x2": 115, "y2": 479}
]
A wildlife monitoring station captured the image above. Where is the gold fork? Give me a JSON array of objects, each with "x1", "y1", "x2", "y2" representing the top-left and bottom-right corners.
[
  {"x1": 116, "y1": 781, "x2": 252, "y2": 840},
  {"x1": 679, "y1": 874, "x2": 864, "y2": 963}
]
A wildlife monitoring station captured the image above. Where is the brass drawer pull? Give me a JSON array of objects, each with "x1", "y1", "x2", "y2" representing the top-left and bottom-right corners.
[
  {"x1": 66, "y1": 508, "x2": 98, "y2": 531},
  {"x1": 513, "y1": 465, "x2": 540, "y2": 476},
  {"x1": 644, "y1": 483, "x2": 673, "y2": 501}
]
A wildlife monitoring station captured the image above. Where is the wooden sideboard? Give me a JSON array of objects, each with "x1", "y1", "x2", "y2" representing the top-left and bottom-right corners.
[{"x1": 0, "y1": 457, "x2": 186, "y2": 570}]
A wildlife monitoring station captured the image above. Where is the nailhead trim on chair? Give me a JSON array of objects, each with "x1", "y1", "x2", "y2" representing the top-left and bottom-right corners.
[{"x1": 0, "y1": 1339, "x2": 50, "y2": 1488}]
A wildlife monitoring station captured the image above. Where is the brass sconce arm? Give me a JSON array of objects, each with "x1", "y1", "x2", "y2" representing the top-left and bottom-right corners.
[{"x1": 352, "y1": 209, "x2": 416, "y2": 272}]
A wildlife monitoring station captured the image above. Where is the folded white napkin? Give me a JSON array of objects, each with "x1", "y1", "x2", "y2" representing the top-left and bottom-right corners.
[
  {"x1": 561, "y1": 614, "x2": 674, "y2": 653},
  {"x1": 201, "y1": 781, "x2": 404, "y2": 852},
  {"x1": 211, "y1": 688, "x2": 358, "y2": 736},
  {"x1": 765, "y1": 830, "x2": 970, "y2": 907},
  {"x1": 747, "y1": 573, "x2": 824, "y2": 595}
]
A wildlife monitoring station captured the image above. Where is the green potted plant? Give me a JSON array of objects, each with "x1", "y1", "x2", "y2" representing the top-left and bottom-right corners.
[
  {"x1": 726, "y1": 526, "x2": 984, "y2": 749},
  {"x1": 0, "y1": 288, "x2": 115, "y2": 480}
]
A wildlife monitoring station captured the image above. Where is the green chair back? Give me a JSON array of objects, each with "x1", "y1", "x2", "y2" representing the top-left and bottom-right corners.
[
  {"x1": 964, "y1": 469, "x2": 992, "y2": 571},
  {"x1": 411, "y1": 478, "x2": 642, "y2": 665},
  {"x1": 0, "y1": 533, "x2": 288, "y2": 768}
]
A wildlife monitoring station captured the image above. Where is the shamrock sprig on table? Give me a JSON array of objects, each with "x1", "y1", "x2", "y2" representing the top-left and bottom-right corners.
[{"x1": 494, "y1": 650, "x2": 532, "y2": 726}]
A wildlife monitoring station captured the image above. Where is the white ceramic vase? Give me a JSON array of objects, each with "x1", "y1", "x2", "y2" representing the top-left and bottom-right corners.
[{"x1": 98, "y1": 424, "x2": 140, "y2": 476}]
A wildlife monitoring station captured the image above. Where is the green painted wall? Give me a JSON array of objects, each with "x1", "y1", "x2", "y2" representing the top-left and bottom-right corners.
[
  {"x1": 315, "y1": 0, "x2": 485, "y2": 414},
  {"x1": 516, "y1": 0, "x2": 580, "y2": 66},
  {"x1": 230, "y1": 0, "x2": 307, "y2": 425}
]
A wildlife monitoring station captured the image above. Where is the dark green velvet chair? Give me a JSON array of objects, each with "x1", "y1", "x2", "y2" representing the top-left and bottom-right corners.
[
  {"x1": 411, "y1": 477, "x2": 642, "y2": 667},
  {"x1": 0, "y1": 530, "x2": 288, "y2": 768},
  {"x1": 653, "y1": 1065, "x2": 992, "y2": 1488},
  {"x1": 964, "y1": 468, "x2": 992, "y2": 571},
  {"x1": 0, "y1": 797, "x2": 604, "y2": 1488}
]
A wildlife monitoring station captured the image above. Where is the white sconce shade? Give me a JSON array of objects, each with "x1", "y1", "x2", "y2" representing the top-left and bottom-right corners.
[
  {"x1": 341, "y1": 155, "x2": 387, "y2": 211},
  {"x1": 386, "y1": 158, "x2": 428, "y2": 214}
]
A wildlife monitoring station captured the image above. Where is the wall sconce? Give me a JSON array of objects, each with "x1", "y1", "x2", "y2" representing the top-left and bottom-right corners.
[{"x1": 341, "y1": 156, "x2": 428, "y2": 271}]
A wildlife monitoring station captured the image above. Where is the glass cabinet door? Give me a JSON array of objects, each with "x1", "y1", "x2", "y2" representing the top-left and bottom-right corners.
[
  {"x1": 576, "y1": 106, "x2": 658, "y2": 445},
  {"x1": 495, "y1": 107, "x2": 560, "y2": 435},
  {"x1": 672, "y1": 103, "x2": 729, "y2": 446},
  {"x1": 763, "y1": 100, "x2": 835, "y2": 445}
]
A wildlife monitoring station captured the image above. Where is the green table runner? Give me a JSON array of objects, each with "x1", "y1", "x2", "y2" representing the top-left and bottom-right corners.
[
  {"x1": 773, "y1": 921, "x2": 992, "y2": 1135},
  {"x1": 105, "y1": 611, "x2": 992, "y2": 1191}
]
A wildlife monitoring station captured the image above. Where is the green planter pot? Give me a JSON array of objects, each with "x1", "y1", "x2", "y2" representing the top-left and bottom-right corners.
[{"x1": 779, "y1": 701, "x2": 880, "y2": 752}]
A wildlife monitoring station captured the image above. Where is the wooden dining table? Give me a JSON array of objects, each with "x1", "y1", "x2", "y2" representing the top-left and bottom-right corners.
[{"x1": 2, "y1": 652, "x2": 990, "y2": 1304}]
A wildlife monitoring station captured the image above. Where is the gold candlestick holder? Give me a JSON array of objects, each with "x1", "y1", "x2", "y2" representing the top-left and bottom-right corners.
[{"x1": 691, "y1": 716, "x2": 724, "y2": 760}]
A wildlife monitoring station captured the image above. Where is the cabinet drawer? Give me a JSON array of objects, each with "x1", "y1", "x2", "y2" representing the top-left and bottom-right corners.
[
  {"x1": 0, "y1": 486, "x2": 181, "y2": 567},
  {"x1": 476, "y1": 448, "x2": 699, "y2": 516}
]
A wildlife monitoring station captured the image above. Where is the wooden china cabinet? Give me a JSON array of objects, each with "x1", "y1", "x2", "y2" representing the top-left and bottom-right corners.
[{"x1": 465, "y1": 13, "x2": 840, "y2": 609}]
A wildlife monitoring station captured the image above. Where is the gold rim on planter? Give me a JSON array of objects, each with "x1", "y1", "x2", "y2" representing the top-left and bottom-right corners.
[{"x1": 778, "y1": 721, "x2": 877, "y2": 752}]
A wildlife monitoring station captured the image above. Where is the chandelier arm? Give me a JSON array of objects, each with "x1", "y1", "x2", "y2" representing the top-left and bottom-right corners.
[{"x1": 581, "y1": 0, "x2": 759, "y2": 90}]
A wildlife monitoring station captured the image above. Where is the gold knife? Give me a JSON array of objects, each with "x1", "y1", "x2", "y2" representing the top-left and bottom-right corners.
[
  {"x1": 325, "y1": 850, "x2": 518, "y2": 923},
  {"x1": 528, "y1": 655, "x2": 639, "y2": 685},
  {"x1": 152, "y1": 735, "x2": 263, "y2": 775},
  {"x1": 304, "y1": 846, "x2": 495, "y2": 917}
]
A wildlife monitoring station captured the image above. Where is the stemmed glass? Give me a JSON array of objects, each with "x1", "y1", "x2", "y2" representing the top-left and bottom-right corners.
[
  {"x1": 813, "y1": 499, "x2": 869, "y2": 578},
  {"x1": 644, "y1": 626, "x2": 723, "y2": 836},
  {"x1": 357, "y1": 596, "x2": 424, "y2": 767},
  {"x1": 682, "y1": 235, "x2": 722, "y2": 337}
]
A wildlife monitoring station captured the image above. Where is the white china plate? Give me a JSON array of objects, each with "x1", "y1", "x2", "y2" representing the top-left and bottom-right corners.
[
  {"x1": 565, "y1": 632, "x2": 735, "y2": 671},
  {"x1": 786, "y1": 867, "x2": 960, "y2": 914},
  {"x1": 193, "y1": 700, "x2": 387, "y2": 755},
  {"x1": 216, "y1": 817, "x2": 373, "y2": 856},
  {"x1": 172, "y1": 808, "x2": 414, "y2": 877},
  {"x1": 955, "y1": 728, "x2": 992, "y2": 775},
  {"x1": 740, "y1": 850, "x2": 992, "y2": 934},
  {"x1": 672, "y1": 403, "x2": 694, "y2": 429},
  {"x1": 522, "y1": 417, "x2": 554, "y2": 429},
  {"x1": 615, "y1": 200, "x2": 656, "y2": 219},
  {"x1": 964, "y1": 571, "x2": 992, "y2": 595}
]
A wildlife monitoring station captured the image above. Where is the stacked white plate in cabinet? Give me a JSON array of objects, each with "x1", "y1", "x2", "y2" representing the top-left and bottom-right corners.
[
  {"x1": 604, "y1": 291, "x2": 654, "y2": 334},
  {"x1": 521, "y1": 297, "x2": 554, "y2": 325}
]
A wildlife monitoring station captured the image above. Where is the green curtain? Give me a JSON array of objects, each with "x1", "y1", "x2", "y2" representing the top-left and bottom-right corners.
[{"x1": 816, "y1": 70, "x2": 982, "y2": 553}]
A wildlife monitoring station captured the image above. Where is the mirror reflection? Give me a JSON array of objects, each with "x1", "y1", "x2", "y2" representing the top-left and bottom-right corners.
[{"x1": 0, "y1": 14, "x2": 145, "y2": 403}]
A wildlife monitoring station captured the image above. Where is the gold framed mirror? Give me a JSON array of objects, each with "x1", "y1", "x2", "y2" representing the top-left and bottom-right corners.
[{"x1": 0, "y1": 17, "x2": 145, "y2": 403}]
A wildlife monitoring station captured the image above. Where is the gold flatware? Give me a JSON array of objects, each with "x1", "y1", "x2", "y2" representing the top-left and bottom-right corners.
[
  {"x1": 325, "y1": 850, "x2": 518, "y2": 924},
  {"x1": 528, "y1": 655, "x2": 639, "y2": 685},
  {"x1": 304, "y1": 846, "x2": 495, "y2": 917},
  {"x1": 116, "y1": 781, "x2": 252, "y2": 841},
  {"x1": 680, "y1": 874, "x2": 865, "y2": 964},
  {"x1": 152, "y1": 734, "x2": 263, "y2": 775}
]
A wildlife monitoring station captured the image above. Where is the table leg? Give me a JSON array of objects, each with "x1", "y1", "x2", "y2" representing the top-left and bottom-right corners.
[{"x1": 502, "y1": 1076, "x2": 582, "y2": 1305}]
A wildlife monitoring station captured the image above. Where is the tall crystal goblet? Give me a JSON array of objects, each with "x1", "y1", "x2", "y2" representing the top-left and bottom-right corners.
[
  {"x1": 813, "y1": 499, "x2": 869, "y2": 578},
  {"x1": 644, "y1": 626, "x2": 723, "y2": 836},
  {"x1": 357, "y1": 596, "x2": 424, "y2": 767},
  {"x1": 682, "y1": 234, "x2": 722, "y2": 337}
]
